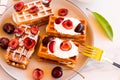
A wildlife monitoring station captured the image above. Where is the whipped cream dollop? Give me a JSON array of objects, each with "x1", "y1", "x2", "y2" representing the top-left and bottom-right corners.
[
  {"x1": 54, "y1": 17, "x2": 81, "y2": 35},
  {"x1": 47, "y1": 38, "x2": 79, "y2": 58}
]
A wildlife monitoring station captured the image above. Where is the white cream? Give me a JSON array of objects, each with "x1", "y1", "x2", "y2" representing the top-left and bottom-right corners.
[
  {"x1": 48, "y1": 38, "x2": 79, "y2": 58},
  {"x1": 54, "y1": 17, "x2": 81, "y2": 35}
]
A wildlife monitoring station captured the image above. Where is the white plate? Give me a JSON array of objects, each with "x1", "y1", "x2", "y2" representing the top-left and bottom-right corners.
[{"x1": 0, "y1": 0, "x2": 93, "y2": 80}]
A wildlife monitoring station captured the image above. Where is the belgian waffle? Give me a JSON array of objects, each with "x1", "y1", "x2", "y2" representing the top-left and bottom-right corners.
[
  {"x1": 37, "y1": 35, "x2": 80, "y2": 68},
  {"x1": 6, "y1": 24, "x2": 40, "y2": 69},
  {"x1": 46, "y1": 16, "x2": 87, "y2": 43},
  {"x1": 12, "y1": 0, "x2": 54, "y2": 25}
]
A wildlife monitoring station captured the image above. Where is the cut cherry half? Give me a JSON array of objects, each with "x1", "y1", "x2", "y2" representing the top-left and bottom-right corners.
[
  {"x1": 30, "y1": 25, "x2": 39, "y2": 35},
  {"x1": 23, "y1": 37, "x2": 35, "y2": 49},
  {"x1": 48, "y1": 41, "x2": 55, "y2": 53},
  {"x1": 14, "y1": 27, "x2": 25, "y2": 37},
  {"x1": 33, "y1": 68, "x2": 44, "y2": 80},
  {"x1": 62, "y1": 20, "x2": 73, "y2": 30},
  {"x1": 28, "y1": 6, "x2": 39, "y2": 13},
  {"x1": 55, "y1": 17, "x2": 64, "y2": 24},
  {"x1": 14, "y1": 1, "x2": 24, "y2": 12},
  {"x1": 8, "y1": 38, "x2": 19, "y2": 50},
  {"x1": 58, "y1": 8, "x2": 68, "y2": 16},
  {"x1": 60, "y1": 40, "x2": 72, "y2": 51}
]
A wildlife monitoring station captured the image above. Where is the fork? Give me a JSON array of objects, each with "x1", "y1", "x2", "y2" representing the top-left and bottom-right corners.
[{"x1": 79, "y1": 44, "x2": 120, "y2": 68}]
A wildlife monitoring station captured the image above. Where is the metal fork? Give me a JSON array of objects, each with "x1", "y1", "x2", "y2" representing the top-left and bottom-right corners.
[{"x1": 79, "y1": 44, "x2": 120, "y2": 68}]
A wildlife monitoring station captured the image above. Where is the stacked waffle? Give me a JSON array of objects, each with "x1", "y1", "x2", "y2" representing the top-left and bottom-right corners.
[{"x1": 37, "y1": 16, "x2": 87, "y2": 68}]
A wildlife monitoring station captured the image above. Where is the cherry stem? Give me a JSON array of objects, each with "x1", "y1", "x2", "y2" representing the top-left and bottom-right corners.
[{"x1": 64, "y1": 68, "x2": 85, "y2": 79}]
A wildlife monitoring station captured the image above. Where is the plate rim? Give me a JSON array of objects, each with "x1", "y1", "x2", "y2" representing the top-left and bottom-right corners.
[{"x1": 0, "y1": 0, "x2": 94, "y2": 80}]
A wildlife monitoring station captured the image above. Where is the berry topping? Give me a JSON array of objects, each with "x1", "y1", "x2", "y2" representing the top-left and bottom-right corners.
[
  {"x1": 52, "y1": 66, "x2": 63, "y2": 78},
  {"x1": 33, "y1": 68, "x2": 44, "y2": 80},
  {"x1": 42, "y1": 36, "x2": 54, "y2": 46},
  {"x1": 14, "y1": 2, "x2": 24, "y2": 12},
  {"x1": 55, "y1": 17, "x2": 64, "y2": 24},
  {"x1": 74, "y1": 23, "x2": 84, "y2": 33},
  {"x1": 42, "y1": 0, "x2": 52, "y2": 7},
  {"x1": 23, "y1": 37, "x2": 35, "y2": 49},
  {"x1": 58, "y1": 8, "x2": 68, "y2": 16},
  {"x1": 62, "y1": 20, "x2": 73, "y2": 30},
  {"x1": 0, "y1": 37, "x2": 9, "y2": 49},
  {"x1": 30, "y1": 25, "x2": 39, "y2": 35},
  {"x1": 14, "y1": 28, "x2": 25, "y2": 37},
  {"x1": 48, "y1": 41, "x2": 55, "y2": 53},
  {"x1": 60, "y1": 40, "x2": 72, "y2": 51},
  {"x1": 28, "y1": 6, "x2": 39, "y2": 13},
  {"x1": 3, "y1": 23, "x2": 15, "y2": 34},
  {"x1": 8, "y1": 38, "x2": 19, "y2": 50}
]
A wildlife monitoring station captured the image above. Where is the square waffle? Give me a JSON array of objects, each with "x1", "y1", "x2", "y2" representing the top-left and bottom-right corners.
[
  {"x1": 37, "y1": 35, "x2": 80, "y2": 68},
  {"x1": 46, "y1": 16, "x2": 87, "y2": 43},
  {"x1": 12, "y1": 0, "x2": 54, "y2": 25},
  {"x1": 6, "y1": 24, "x2": 40, "y2": 69}
]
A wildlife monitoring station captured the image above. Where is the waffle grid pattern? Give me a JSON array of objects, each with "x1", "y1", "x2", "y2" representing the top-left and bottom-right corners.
[{"x1": 6, "y1": 25, "x2": 39, "y2": 69}]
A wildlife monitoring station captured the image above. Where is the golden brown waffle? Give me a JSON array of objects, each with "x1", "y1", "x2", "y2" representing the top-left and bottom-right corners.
[
  {"x1": 37, "y1": 35, "x2": 80, "y2": 68},
  {"x1": 6, "y1": 24, "x2": 40, "y2": 69},
  {"x1": 46, "y1": 16, "x2": 87, "y2": 43},
  {"x1": 12, "y1": 0, "x2": 54, "y2": 25}
]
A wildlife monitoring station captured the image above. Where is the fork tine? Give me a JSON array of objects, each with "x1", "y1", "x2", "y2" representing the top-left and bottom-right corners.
[{"x1": 79, "y1": 44, "x2": 103, "y2": 61}]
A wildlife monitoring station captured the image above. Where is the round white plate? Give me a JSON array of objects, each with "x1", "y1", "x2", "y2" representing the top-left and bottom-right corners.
[{"x1": 0, "y1": 0, "x2": 93, "y2": 80}]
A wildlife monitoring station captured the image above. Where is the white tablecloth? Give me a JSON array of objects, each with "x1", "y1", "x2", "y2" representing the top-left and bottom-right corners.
[{"x1": 0, "y1": 0, "x2": 120, "y2": 80}]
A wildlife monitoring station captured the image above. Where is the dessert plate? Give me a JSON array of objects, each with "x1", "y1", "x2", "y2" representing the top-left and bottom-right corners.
[{"x1": 0, "y1": 0, "x2": 93, "y2": 80}]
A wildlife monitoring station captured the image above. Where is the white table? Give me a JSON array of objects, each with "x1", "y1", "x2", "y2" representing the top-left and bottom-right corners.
[{"x1": 0, "y1": 0, "x2": 120, "y2": 80}]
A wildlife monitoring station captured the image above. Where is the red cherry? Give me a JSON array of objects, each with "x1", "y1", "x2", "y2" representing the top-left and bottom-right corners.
[
  {"x1": 62, "y1": 20, "x2": 73, "y2": 30},
  {"x1": 55, "y1": 17, "x2": 64, "y2": 24},
  {"x1": 52, "y1": 66, "x2": 63, "y2": 78},
  {"x1": 33, "y1": 68, "x2": 44, "y2": 80},
  {"x1": 58, "y1": 8, "x2": 68, "y2": 16},
  {"x1": 30, "y1": 25, "x2": 39, "y2": 35},
  {"x1": 0, "y1": 37, "x2": 10, "y2": 49},
  {"x1": 23, "y1": 37, "x2": 35, "y2": 49},
  {"x1": 8, "y1": 38, "x2": 19, "y2": 50},
  {"x1": 14, "y1": 28, "x2": 25, "y2": 37},
  {"x1": 60, "y1": 40, "x2": 72, "y2": 51},
  {"x1": 49, "y1": 41, "x2": 55, "y2": 53},
  {"x1": 28, "y1": 6, "x2": 39, "y2": 13},
  {"x1": 14, "y1": 2, "x2": 24, "y2": 12},
  {"x1": 74, "y1": 23, "x2": 84, "y2": 33},
  {"x1": 3, "y1": 23, "x2": 15, "y2": 34},
  {"x1": 42, "y1": 36, "x2": 54, "y2": 47}
]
